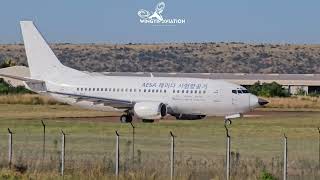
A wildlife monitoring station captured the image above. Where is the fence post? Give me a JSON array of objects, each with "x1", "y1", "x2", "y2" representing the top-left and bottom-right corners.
[
  {"x1": 318, "y1": 128, "x2": 320, "y2": 169},
  {"x1": 224, "y1": 125, "x2": 231, "y2": 180},
  {"x1": 283, "y1": 133, "x2": 287, "y2": 180},
  {"x1": 115, "y1": 130, "x2": 120, "y2": 177},
  {"x1": 130, "y1": 122, "x2": 135, "y2": 168},
  {"x1": 8, "y1": 128, "x2": 13, "y2": 168},
  {"x1": 61, "y1": 130, "x2": 65, "y2": 176},
  {"x1": 41, "y1": 120, "x2": 46, "y2": 160},
  {"x1": 170, "y1": 131, "x2": 175, "y2": 180}
]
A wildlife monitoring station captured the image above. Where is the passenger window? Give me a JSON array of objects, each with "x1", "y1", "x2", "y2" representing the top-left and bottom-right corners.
[
  {"x1": 194, "y1": 90, "x2": 197, "y2": 94},
  {"x1": 173, "y1": 90, "x2": 175, "y2": 93},
  {"x1": 186, "y1": 90, "x2": 189, "y2": 93},
  {"x1": 232, "y1": 90, "x2": 237, "y2": 94},
  {"x1": 121, "y1": 88, "x2": 124, "y2": 92},
  {"x1": 85, "y1": 88, "x2": 87, "y2": 91},
  {"x1": 156, "y1": 89, "x2": 159, "y2": 93},
  {"x1": 130, "y1": 89, "x2": 132, "y2": 92},
  {"x1": 105, "y1": 88, "x2": 108, "y2": 91},
  {"x1": 152, "y1": 89, "x2": 155, "y2": 93},
  {"x1": 164, "y1": 89, "x2": 167, "y2": 93},
  {"x1": 81, "y1": 88, "x2": 83, "y2": 91},
  {"x1": 97, "y1": 88, "x2": 99, "y2": 91},
  {"x1": 190, "y1": 90, "x2": 193, "y2": 94},
  {"x1": 148, "y1": 89, "x2": 151, "y2": 92},
  {"x1": 93, "y1": 88, "x2": 95, "y2": 91},
  {"x1": 203, "y1": 91, "x2": 206, "y2": 94},
  {"x1": 113, "y1": 88, "x2": 115, "y2": 92},
  {"x1": 134, "y1": 89, "x2": 136, "y2": 92},
  {"x1": 117, "y1": 88, "x2": 119, "y2": 92},
  {"x1": 177, "y1": 90, "x2": 180, "y2": 93},
  {"x1": 76, "y1": 88, "x2": 79, "y2": 91},
  {"x1": 160, "y1": 89, "x2": 162, "y2": 93},
  {"x1": 89, "y1": 88, "x2": 91, "y2": 91}
]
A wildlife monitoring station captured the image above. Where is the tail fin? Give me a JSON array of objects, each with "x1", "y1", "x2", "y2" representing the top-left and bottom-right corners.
[{"x1": 20, "y1": 21, "x2": 86, "y2": 81}]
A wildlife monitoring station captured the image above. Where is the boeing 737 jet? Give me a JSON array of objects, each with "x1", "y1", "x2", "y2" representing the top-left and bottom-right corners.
[{"x1": 0, "y1": 21, "x2": 268, "y2": 123}]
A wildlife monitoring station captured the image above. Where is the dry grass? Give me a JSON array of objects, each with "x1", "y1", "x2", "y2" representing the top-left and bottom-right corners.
[
  {"x1": 265, "y1": 96, "x2": 320, "y2": 109},
  {"x1": 0, "y1": 98, "x2": 318, "y2": 179},
  {"x1": 0, "y1": 94, "x2": 63, "y2": 105}
]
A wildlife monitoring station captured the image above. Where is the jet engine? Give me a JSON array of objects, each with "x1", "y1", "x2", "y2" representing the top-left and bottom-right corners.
[{"x1": 134, "y1": 102, "x2": 167, "y2": 119}]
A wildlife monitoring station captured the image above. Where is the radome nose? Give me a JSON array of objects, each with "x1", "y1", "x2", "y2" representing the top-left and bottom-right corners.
[
  {"x1": 249, "y1": 94, "x2": 259, "y2": 108},
  {"x1": 258, "y1": 98, "x2": 269, "y2": 106}
]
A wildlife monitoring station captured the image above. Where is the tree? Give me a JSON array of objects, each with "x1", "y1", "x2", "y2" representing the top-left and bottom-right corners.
[
  {"x1": 248, "y1": 81, "x2": 289, "y2": 97},
  {"x1": 0, "y1": 58, "x2": 16, "y2": 68}
]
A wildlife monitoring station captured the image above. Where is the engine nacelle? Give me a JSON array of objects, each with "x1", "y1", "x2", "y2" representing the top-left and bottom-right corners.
[{"x1": 134, "y1": 102, "x2": 167, "y2": 119}]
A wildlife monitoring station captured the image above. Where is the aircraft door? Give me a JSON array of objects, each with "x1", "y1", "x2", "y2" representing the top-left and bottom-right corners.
[{"x1": 231, "y1": 89, "x2": 240, "y2": 112}]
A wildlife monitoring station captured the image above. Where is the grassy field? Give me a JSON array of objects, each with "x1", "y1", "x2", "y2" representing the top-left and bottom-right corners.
[{"x1": 0, "y1": 104, "x2": 319, "y2": 179}]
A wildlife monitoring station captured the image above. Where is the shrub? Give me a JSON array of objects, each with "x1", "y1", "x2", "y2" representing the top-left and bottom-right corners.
[
  {"x1": 260, "y1": 169, "x2": 277, "y2": 180},
  {"x1": 0, "y1": 58, "x2": 16, "y2": 68},
  {"x1": 248, "y1": 81, "x2": 290, "y2": 97},
  {"x1": 0, "y1": 78, "x2": 32, "y2": 94}
]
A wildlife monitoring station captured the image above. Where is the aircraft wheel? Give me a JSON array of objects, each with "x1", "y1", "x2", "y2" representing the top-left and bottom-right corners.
[
  {"x1": 224, "y1": 118, "x2": 232, "y2": 125},
  {"x1": 120, "y1": 115, "x2": 132, "y2": 123}
]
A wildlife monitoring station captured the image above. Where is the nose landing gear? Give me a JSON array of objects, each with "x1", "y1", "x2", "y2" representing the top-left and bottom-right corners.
[{"x1": 224, "y1": 113, "x2": 242, "y2": 126}]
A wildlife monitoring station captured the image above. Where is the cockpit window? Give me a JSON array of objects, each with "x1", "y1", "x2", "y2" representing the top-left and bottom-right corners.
[
  {"x1": 242, "y1": 90, "x2": 249, "y2": 93},
  {"x1": 232, "y1": 90, "x2": 237, "y2": 94},
  {"x1": 237, "y1": 90, "x2": 243, "y2": 94}
]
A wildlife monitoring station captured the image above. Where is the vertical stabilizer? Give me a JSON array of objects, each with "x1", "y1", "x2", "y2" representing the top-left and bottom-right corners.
[{"x1": 20, "y1": 21, "x2": 86, "y2": 81}]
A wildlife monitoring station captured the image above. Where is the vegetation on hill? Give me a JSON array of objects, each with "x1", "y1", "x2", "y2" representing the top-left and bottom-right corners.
[
  {"x1": 0, "y1": 78, "x2": 31, "y2": 94},
  {"x1": 247, "y1": 81, "x2": 290, "y2": 97},
  {"x1": 0, "y1": 43, "x2": 320, "y2": 73}
]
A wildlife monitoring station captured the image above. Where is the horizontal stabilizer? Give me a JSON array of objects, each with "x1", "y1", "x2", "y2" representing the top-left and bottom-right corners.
[
  {"x1": 0, "y1": 73, "x2": 44, "y2": 83},
  {"x1": 0, "y1": 73, "x2": 46, "y2": 92}
]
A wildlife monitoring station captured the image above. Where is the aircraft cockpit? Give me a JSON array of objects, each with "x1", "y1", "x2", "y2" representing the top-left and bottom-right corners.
[{"x1": 232, "y1": 88, "x2": 249, "y2": 94}]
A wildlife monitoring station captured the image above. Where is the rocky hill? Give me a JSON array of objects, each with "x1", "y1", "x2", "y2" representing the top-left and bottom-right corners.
[{"x1": 0, "y1": 42, "x2": 320, "y2": 73}]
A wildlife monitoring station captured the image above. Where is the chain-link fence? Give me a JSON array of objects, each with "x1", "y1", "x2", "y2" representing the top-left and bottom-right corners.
[{"x1": 0, "y1": 123, "x2": 319, "y2": 180}]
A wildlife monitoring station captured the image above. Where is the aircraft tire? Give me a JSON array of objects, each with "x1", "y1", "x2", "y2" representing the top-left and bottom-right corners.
[{"x1": 120, "y1": 115, "x2": 132, "y2": 123}]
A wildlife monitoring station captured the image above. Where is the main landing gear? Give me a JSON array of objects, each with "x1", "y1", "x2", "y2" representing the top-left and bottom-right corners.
[
  {"x1": 120, "y1": 114, "x2": 133, "y2": 123},
  {"x1": 224, "y1": 118, "x2": 232, "y2": 125}
]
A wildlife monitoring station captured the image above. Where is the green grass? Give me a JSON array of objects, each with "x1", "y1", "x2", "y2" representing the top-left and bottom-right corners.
[{"x1": 0, "y1": 104, "x2": 319, "y2": 179}]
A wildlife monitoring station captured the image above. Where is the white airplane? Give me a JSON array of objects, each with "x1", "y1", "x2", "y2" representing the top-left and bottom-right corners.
[{"x1": 1, "y1": 21, "x2": 268, "y2": 123}]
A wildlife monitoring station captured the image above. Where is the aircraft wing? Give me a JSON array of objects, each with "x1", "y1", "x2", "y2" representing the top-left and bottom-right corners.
[
  {"x1": 0, "y1": 74, "x2": 134, "y2": 108},
  {"x1": 47, "y1": 91, "x2": 135, "y2": 109}
]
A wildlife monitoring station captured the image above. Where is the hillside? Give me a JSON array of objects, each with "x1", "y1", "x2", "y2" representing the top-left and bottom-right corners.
[{"x1": 0, "y1": 43, "x2": 320, "y2": 73}]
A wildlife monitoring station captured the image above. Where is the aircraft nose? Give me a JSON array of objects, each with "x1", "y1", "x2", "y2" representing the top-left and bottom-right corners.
[
  {"x1": 258, "y1": 98, "x2": 269, "y2": 106},
  {"x1": 249, "y1": 95, "x2": 268, "y2": 109}
]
